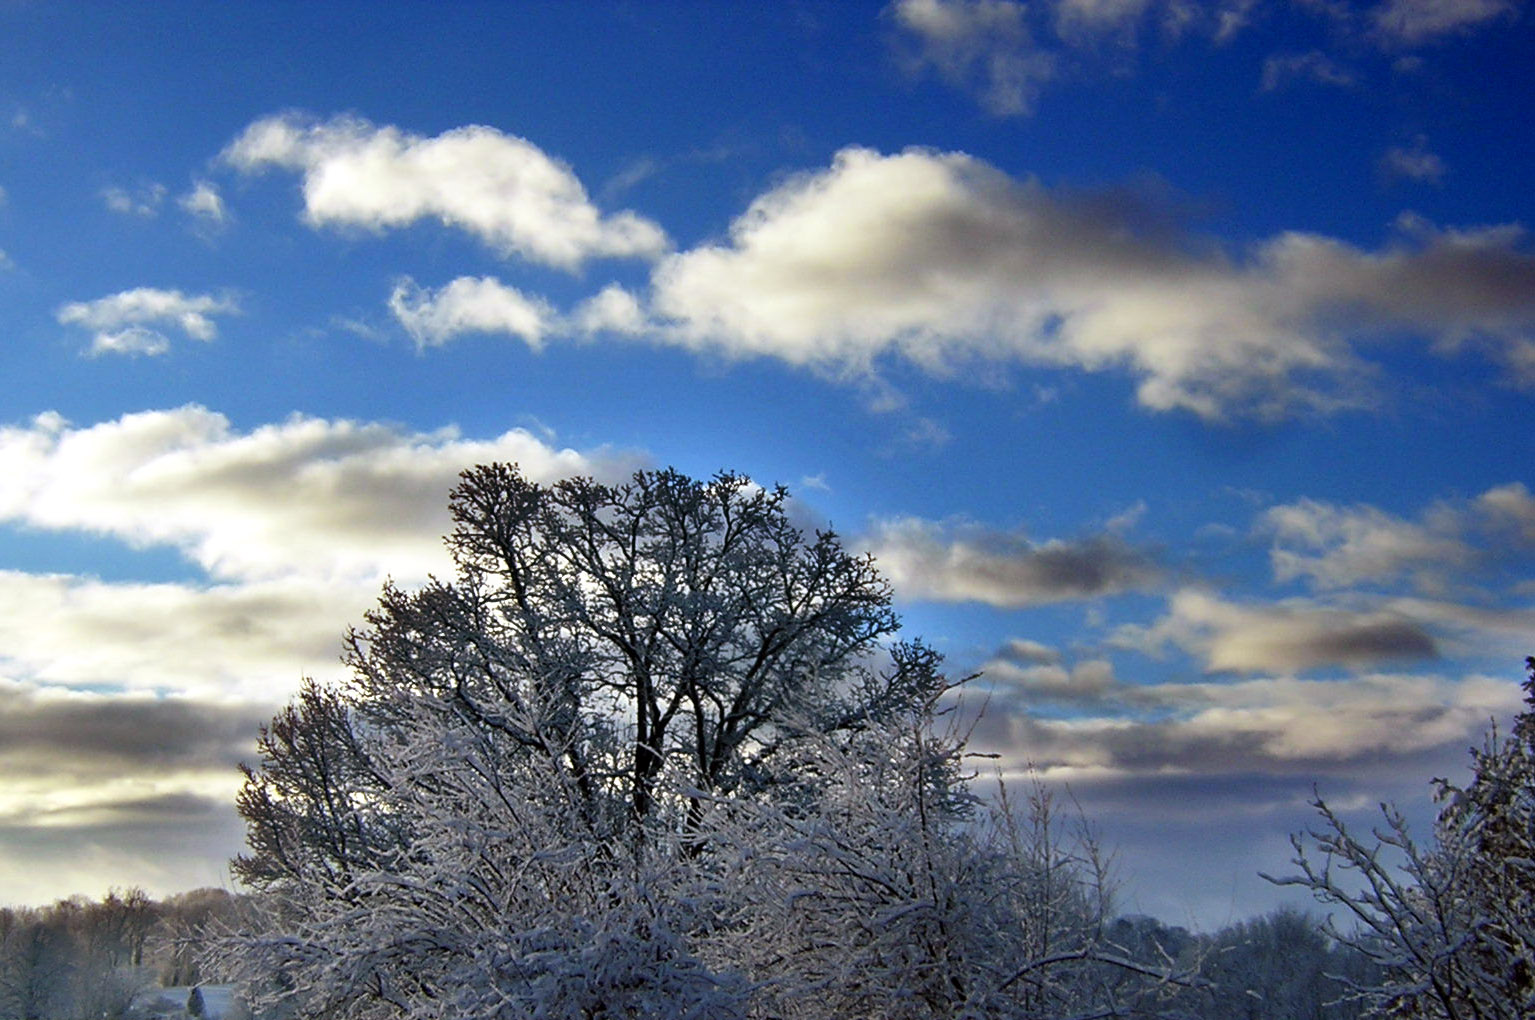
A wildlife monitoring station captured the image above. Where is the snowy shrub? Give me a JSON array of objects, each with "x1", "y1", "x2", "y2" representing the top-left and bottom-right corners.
[{"x1": 1271, "y1": 657, "x2": 1535, "y2": 1019}]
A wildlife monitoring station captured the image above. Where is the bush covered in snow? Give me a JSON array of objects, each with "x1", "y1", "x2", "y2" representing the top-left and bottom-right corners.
[{"x1": 1272, "y1": 657, "x2": 1535, "y2": 1019}]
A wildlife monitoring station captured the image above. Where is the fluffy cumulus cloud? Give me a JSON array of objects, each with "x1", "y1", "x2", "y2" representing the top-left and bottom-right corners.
[
  {"x1": 56, "y1": 287, "x2": 239, "y2": 357},
  {"x1": 889, "y1": 0, "x2": 1056, "y2": 116},
  {"x1": 389, "y1": 275, "x2": 554, "y2": 349},
  {"x1": 573, "y1": 284, "x2": 648, "y2": 336},
  {"x1": 0, "y1": 406, "x2": 639, "y2": 584},
  {"x1": 650, "y1": 147, "x2": 1535, "y2": 419},
  {"x1": 224, "y1": 113, "x2": 668, "y2": 269},
  {"x1": 866, "y1": 516, "x2": 1161, "y2": 607}
]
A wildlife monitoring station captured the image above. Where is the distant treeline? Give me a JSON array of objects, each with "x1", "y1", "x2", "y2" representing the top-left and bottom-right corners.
[
  {"x1": 1, "y1": 883, "x2": 1377, "y2": 1020},
  {"x1": 0, "y1": 886, "x2": 240, "y2": 1020}
]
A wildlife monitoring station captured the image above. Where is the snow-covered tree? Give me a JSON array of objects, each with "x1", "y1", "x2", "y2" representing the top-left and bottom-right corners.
[
  {"x1": 219, "y1": 464, "x2": 1194, "y2": 1019},
  {"x1": 1269, "y1": 657, "x2": 1535, "y2": 1019},
  {"x1": 0, "y1": 911, "x2": 75, "y2": 1020},
  {"x1": 705, "y1": 720, "x2": 1197, "y2": 1020}
]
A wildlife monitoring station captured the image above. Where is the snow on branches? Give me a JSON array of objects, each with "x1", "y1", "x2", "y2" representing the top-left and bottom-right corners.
[
  {"x1": 1269, "y1": 657, "x2": 1535, "y2": 1019},
  {"x1": 216, "y1": 465, "x2": 1195, "y2": 1019}
]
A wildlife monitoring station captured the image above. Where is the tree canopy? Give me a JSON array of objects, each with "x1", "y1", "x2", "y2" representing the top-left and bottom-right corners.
[{"x1": 222, "y1": 464, "x2": 1199, "y2": 1019}]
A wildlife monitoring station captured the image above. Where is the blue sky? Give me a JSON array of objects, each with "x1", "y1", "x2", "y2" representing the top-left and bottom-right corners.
[{"x1": 1, "y1": 0, "x2": 1533, "y2": 927}]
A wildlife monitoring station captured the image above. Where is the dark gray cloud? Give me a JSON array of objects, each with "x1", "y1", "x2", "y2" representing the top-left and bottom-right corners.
[
  {"x1": 1118, "y1": 589, "x2": 1442, "y2": 674},
  {"x1": 971, "y1": 668, "x2": 1519, "y2": 776},
  {"x1": 995, "y1": 638, "x2": 1061, "y2": 666},
  {"x1": 0, "y1": 686, "x2": 266, "y2": 779},
  {"x1": 1303, "y1": 617, "x2": 1437, "y2": 666},
  {"x1": 869, "y1": 517, "x2": 1162, "y2": 607}
]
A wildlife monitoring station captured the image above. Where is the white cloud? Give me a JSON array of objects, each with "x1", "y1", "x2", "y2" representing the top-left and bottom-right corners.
[
  {"x1": 889, "y1": 0, "x2": 1264, "y2": 116},
  {"x1": 1212, "y1": 0, "x2": 1258, "y2": 42},
  {"x1": 1381, "y1": 596, "x2": 1535, "y2": 653},
  {"x1": 573, "y1": 284, "x2": 648, "y2": 335},
  {"x1": 867, "y1": 516, "x2": 1161, "y2": 607},
  {"x1": 0, "y1": 405, "x2": 648, "y2": 905},
  {"x1": 995, "y1": 637, "x2": 1061, "y2": 665},
  {"x1": 1479, "y1": 482, "x2": 1535, "y2": 542},
  {"x1": 1263, "y1": 486, "x2": 1535, "y2": 593},
  {"x1": 1131, "y1": 671, "x2": 1517, "y2": 760},
  {"x1": 889, "y1": 0, "x2": 1056, "y2": 116},
  {"x1": 0, "y1": 406, "x2": 641, "y2": 585},
  {"x1": 224, "y1": 112, "x2": 669, "y2": 270},
  {"x1": 178, "y1": 179, "x2": 229, "y2": 227},
  {"x1": 87, "y1": 325, "x2": 172, "y2": 357},
  {"x1": 649, "y1": 147, "x2": 1535, "y2": 419},
  {"x1": 101, "y1": 182, "x2": 166, "y2": 217},
  {"x1": 1263, "y1": 496, "x2": 1471, "y2": 590},
  {"x1": 900, "y1": 416, "x2": 953, "y2": 451},
  {"x1": 389, "y1": 275, "x2": 553, "y2": 349},
  {"x1": 56, "y1": 287, "x2": 239, "y2": 357},
  {"x1": 1372, "y1": 0, "x2": 1515, "y2": 45}
]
